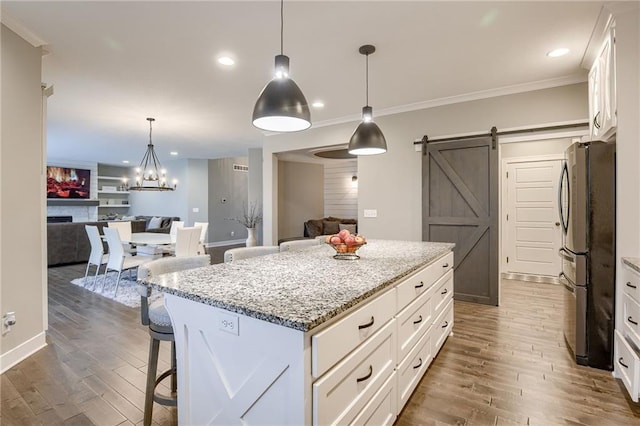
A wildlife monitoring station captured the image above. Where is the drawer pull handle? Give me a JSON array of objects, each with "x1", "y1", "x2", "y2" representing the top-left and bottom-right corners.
[
  {"x1": 415, "y1": 282, "x2": 424, "y2": 289},
  {"x1": 629, "y1": 316, "x2": 638, "y2": 326},
  {"x1": 356, "y1": 365, "x2": 373, "y2": 383},
  {"x1": 442, "y1": 321, "x2": 449, "y2": 329},
  {"x1": 413, "y1": 315, "x2": 423, "y2": 325},
  {"x1": 443, "y1": 263, "x2": 449, "y2": 268},
  {"x1": 413, "y1": 358, "x2": 423, "y2": 370},
  {"x1": 627, "y1": 281, "x2": 637, "y2": 289},
  {"x1": 619, "y1": 357, "x2": 629, "y2": 369},
  {"x1": 441, "y1": 288, "x2": 448, "y2": 295},
  {"x1": 358, "y1": 316, "x2": 375, "y2": 330}
]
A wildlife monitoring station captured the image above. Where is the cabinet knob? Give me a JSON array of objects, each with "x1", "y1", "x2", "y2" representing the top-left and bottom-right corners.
[
  {"x1": 413, "y1": 358, "x2": 423, "y2": 370},
  {"x1": 356, "y1": 365, "x2": 373, "y2": 383},
  {"x1": 442, "y1": 263, "x2": 449, "y2": 268},
  {"x1": 626, "y1": 281, "x2": 637, "y2": 289},
  {"x1": 413, "y1": 315, "x2": 423, "y2": 325},
  {"x1": 619, "y1": 357, "x2": 629, "y2": 369},
  {"x1": 414, "y1": 282, "x2": 424, "y2": 289},
  {"x1": 628, "y1": 316, "x2": 638, "y2": 326},
  {"x1": 358, "y1": 316, "x2": 375, "y2": 330}
]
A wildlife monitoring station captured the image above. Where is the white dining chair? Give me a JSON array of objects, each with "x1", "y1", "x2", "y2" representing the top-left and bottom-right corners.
[
  {"x1": 279, "y1": 239, "x2": 321, "y2": 252},
  {"x1": 108, "y1": 220, "x2": 136, "y2": 255},
  {"x1": 174, "y1": 227, "x2": 202, "y2": 257},
  {"x1": 84, "y1": 225, "x2": 109, "y2": 289},
  {"x1": 193, "y1": 221, "x2": 209, "y2": 254},
  {"x1": 169, "y1": 221, "x2": 185, "y2": 244},
  {"x1": 103, "y1": 227, "x2": 151, "y2": 296},
  {"x1": 224, "y1": 246, "x2": 279, "y2": 263}
]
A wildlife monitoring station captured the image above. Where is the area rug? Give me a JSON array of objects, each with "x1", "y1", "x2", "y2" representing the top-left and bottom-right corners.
[{"x1": 70, "y1": 273, "x2": 160, "y2": 308}]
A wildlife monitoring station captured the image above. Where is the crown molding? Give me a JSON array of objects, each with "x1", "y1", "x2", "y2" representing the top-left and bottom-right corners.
[
  {"x1": 1, "y1": 11, "x2": 47, "y2": 47},
  {"x1": 310, "y1": 74, "x2": 588, "y2": 130}
]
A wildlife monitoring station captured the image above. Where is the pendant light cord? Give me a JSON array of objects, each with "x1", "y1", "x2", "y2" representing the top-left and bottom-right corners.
[
  {"x1": 365, "y1": 53, "x2": 369, "y2": 106},
  {"x1": 149, "y1": 119, "x2": 153, "y2": 145},
  {"x1": 280, "y1": 0, "x2": 284, "y2": 55}
]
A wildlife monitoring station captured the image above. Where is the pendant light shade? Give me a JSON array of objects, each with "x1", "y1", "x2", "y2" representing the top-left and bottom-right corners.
[
  {"x1": 252, "y1": 1, "x2": 311, "y2": 132},
  {"x1": 348, "y1": 45, "x2": 387, "y2": 156}
]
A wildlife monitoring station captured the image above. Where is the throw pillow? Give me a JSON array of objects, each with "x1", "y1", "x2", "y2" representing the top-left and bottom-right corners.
[
  {"x1": 305, "y1": 219, "x2": 324, "y2": 238},
  {"x1": 339, "y1": 223, "x2": 357, "y2": 234},
  {"x1": 323, "y1": 220, "x2": 340, "y2": 235},
  {"x1": 147, "y1": 216, "x2": 162, "y2": 230}
]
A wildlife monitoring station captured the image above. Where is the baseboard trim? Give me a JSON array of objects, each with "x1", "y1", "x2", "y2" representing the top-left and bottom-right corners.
[
  {"x1": 206, "y1": 239, "x2": 246, "y2": 248},
  {"x1": 501, "y1": 272, "x2": 560, "y2": 285},
  {"x1": 1, "y1": 332, "x2": 47, "y2": 374}
]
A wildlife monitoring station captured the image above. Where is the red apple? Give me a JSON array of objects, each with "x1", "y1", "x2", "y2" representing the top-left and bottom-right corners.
[
  {"x1": 338, "y1": 229, "x2": 350, "y2": 240},
  {"x1": 354, "y1": 235, "x2": 365, "y2": 244},
  {"x1": 330, "y1": 236, "x2": 342, "y2": 245},
  {"x1": 344, "y1": 234, "x2": 357, "y2": 246}
]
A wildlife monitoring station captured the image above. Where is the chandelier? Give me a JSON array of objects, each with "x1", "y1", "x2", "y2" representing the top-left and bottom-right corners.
[{"x1": 128, "y1": 117, "x2": 176, "y2": 191}]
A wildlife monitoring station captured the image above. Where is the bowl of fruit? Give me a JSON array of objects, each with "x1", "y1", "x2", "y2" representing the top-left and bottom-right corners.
[{"x1": 325, "y1": 229, "x2": 367, "y2": 260}]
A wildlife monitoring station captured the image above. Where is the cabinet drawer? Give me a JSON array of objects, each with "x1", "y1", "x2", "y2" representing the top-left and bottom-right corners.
[
  {"x1": 397, "y1": 326, "x2": 433, "y2": 410},
  {"x1": 623, "y1": 293, "x2": 640, "y2": 348},
  {"x1": 431, "y1": 269, "x2": 454, "y2": 320},
  {"x1": 397, "y1": 252, "x2": 453, "y2": 311},
  {"x1": 313, "y1": 320, "x2": 396, "y2": 426},
  {"x1": 622, "y1": 263, "x2": 640, "y2": 303},
  {"x1": 432, "y1": 299, "x2": 454, "y2": 357},
  {"x1": 614, "y1": 330, "x2": 640, "y2": 402},
  {"x1": 397, "y1": 287, "x2": 432, "y2": 362},
  {"x1": 349, "y1": 372, "x2": 397, "y2": 426},
  {"x1": 312, "y1": 289, "x2": 396, "y2": 378}
]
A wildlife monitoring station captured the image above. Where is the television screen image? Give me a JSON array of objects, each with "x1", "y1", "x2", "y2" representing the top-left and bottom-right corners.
[{"x1": 46, "y1": 166, "x2": 91, "y2": 199}]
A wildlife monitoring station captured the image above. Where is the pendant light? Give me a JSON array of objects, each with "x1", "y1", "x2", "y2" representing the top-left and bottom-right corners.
[
  {"x1": 128, "y1": 118, "x2": 176, "y2": 191},
  {"x1": 252, "y1": 0, "x2": 311, "y2": 132},
  {"x1": 348, "y1": 45, "x2": 387, "y2": 155}
]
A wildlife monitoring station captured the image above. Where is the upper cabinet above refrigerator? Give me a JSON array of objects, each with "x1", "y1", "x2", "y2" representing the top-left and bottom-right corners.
[{"x1": 588, "y1": 23, "x2": 617, "y2": 141}]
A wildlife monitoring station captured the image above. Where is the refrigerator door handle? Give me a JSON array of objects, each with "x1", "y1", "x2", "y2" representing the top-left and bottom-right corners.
[
  {"x1": 558, "y1": 161, "x2": 569, "y2": 234},
  {"x1": 559, "y1": 248, "x2": 575, "y2": 263}
]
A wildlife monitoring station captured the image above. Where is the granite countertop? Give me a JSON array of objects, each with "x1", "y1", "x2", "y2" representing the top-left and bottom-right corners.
[
  {"x1": 622, "y1": 257, "x2": 640, "y2": 274},
  {"x1": 143, "y1": 240, "x2": 454, "y2": 332}
]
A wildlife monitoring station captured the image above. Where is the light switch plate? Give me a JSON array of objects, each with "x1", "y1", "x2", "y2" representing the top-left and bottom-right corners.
[
  {"x1": 364, "y1": 209, "x2": 377, "y2": 218},
  {"x1": 192, "y1": 207, "x2": 200, "y2": 213}
]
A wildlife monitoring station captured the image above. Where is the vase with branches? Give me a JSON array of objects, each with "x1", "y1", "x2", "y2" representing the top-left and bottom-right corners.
[{"x1": 235, "y1": 202, "x2": 262, "y2": 246}]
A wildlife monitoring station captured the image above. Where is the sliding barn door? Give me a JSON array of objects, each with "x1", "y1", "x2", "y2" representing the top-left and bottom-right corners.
[{"x1": 422, "y1": 137, "x2": 499, "y2": 305}]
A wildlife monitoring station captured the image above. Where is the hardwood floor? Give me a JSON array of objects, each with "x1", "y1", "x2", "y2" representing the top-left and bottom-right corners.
[{"x1": 2, "y1": 261, "x2": 639, "y2": 425}]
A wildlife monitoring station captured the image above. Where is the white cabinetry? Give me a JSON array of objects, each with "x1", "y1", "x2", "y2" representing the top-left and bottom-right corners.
[
  {"x1": 164, "y1": 249, "x2": 455, "y2": 425},
  {"x1": 97, "y1": 176, "x2": 130, "y2": 211},
  {"x1": 615, "y1": 261, "x2": 640, "y2": 402},
  {"x1": 589, "y1": 25, "x2": 616, "y2": 141}
]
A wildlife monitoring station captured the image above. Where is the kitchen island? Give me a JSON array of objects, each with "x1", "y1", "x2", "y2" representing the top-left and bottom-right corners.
[{"x1": 143, "y1": 240, "x2": 455, "y2": 425}]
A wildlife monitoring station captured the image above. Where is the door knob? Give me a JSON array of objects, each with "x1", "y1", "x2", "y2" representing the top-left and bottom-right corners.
[{"x1": 555, "y1": 222, "x2": 560, "y2": 226}]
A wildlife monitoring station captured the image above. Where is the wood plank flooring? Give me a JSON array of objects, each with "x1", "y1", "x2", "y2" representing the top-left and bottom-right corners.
[{"x1": 2, "y1": 257, "x2": 639, "y2": 425}]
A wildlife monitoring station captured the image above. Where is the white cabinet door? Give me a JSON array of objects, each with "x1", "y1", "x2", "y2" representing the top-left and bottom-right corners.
[{"x1": 590, "y1": 27, "x2": 616, "y2": 140}]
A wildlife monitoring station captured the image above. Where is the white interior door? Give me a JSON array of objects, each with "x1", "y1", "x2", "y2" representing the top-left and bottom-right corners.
[{"x1": 505, "y1": 160, "x2": 563, "y2": 277}]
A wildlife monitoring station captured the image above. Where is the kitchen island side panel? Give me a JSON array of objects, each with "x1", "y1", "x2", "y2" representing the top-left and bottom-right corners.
[{"x1": 165, "y1": 294, "x2": 310, "y2": 425}]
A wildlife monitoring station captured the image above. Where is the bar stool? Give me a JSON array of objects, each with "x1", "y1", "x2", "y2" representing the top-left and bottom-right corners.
[{"x1": 137, "y1": 255, "x2": 211, "y2": 425}]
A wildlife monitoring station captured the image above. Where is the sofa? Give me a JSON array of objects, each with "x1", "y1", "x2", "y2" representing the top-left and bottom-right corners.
[
  {"x1": 304, "y1": 216, "x2": 358, "y2": 239},
  {"x1": 133, "y1": 216, "x2": 181, "y2": 233},
  {"x1": 47, "y1": 219, "x2": 147, "y2": 266}
]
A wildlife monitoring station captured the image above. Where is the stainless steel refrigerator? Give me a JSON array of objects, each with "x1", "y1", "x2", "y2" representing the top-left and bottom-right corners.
[{"x1": 559, "y1": 140, "x2": 615, "y2": 370}]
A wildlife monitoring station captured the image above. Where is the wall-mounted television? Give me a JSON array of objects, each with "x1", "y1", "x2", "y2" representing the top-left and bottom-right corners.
[{"x1": 46, "y1": 166, "x2": 91, "y2": 199}]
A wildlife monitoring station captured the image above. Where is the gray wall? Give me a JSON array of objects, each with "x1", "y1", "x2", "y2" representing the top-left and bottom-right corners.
[
  {"x1": 208, "y1": 157, "x2": 249, "y2": 243},
  {"x1": 185, "y1": 159, "x2": 209, "y2": 230},
  {"x1": 248, "y1": 148, "x2": 264, "y2": 245},
  {"x1": 1, "y1": 25, "x2": 45, "y2": 364},
  {"x1": 263, "y1": 83, "x2": 589, "y2": 244},
  {"x1": 278, "y1": 161, "x2": 324, "y2": 240}
]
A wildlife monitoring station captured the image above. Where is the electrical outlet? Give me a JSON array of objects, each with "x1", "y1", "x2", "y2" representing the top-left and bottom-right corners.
[
  {"x1": 218, "y1": 312, "x2": 239, "y2": 336},
  {"x1": 3, "y1": 312, "x2": 16, "y2": 334},
  {"x1": 364, "y1": 209, "x2": 378, "y2": 218},
  {"x1": 231, "y1": 231, "x2": 235, "y2": 237}
]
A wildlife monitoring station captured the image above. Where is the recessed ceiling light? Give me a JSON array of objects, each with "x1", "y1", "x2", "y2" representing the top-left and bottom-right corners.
[
  {"x1": 547, "y1": 48, "x2": 570, "y2": 58},
  {"x1": 122, "y1": 160, "x2": 130, "y2": 164},
  {"x1": 312, "y1": 101, "x2": 325, "y2": 108},
  {"x1": 217, "y1": 56, "x2": 235, "y2": 66},
  {"x1": 170, "y1": 151, "x2": 178, "y2": 156}
]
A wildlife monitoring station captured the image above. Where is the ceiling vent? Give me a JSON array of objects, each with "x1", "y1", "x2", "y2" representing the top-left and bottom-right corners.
[{"x1": 233, "y1": 164, "x2": 249, "y2": 172}]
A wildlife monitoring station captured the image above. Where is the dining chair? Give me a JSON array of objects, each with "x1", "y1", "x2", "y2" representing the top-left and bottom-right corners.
[
  {"x1": 223, "y1": 246, "x2": 279, "y2": 263},
  {"x1": 84, "y1": 225, "x2": 109, "y2": 289},
  {"x1": 107, "y1": 220, "x2": 136, "y2": 255},
  {"x1": 193, "y1": 221, "x2": 209, "y2": 254},
  {"x1": 174, "y1": 227, "x2": 202, "y2": 257},
  {"x1": 168, "y1": 220, "x2": 185, "y2": 244},
  {"x1": 103, "y1": 227, "x2": 151, "y2": 296},
  {"x1": 137, "y1": 254, "x2": 210, "y2": 426},
  {"x1": 279, "y1": 239, "x2": 321, "y2": 252}
]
